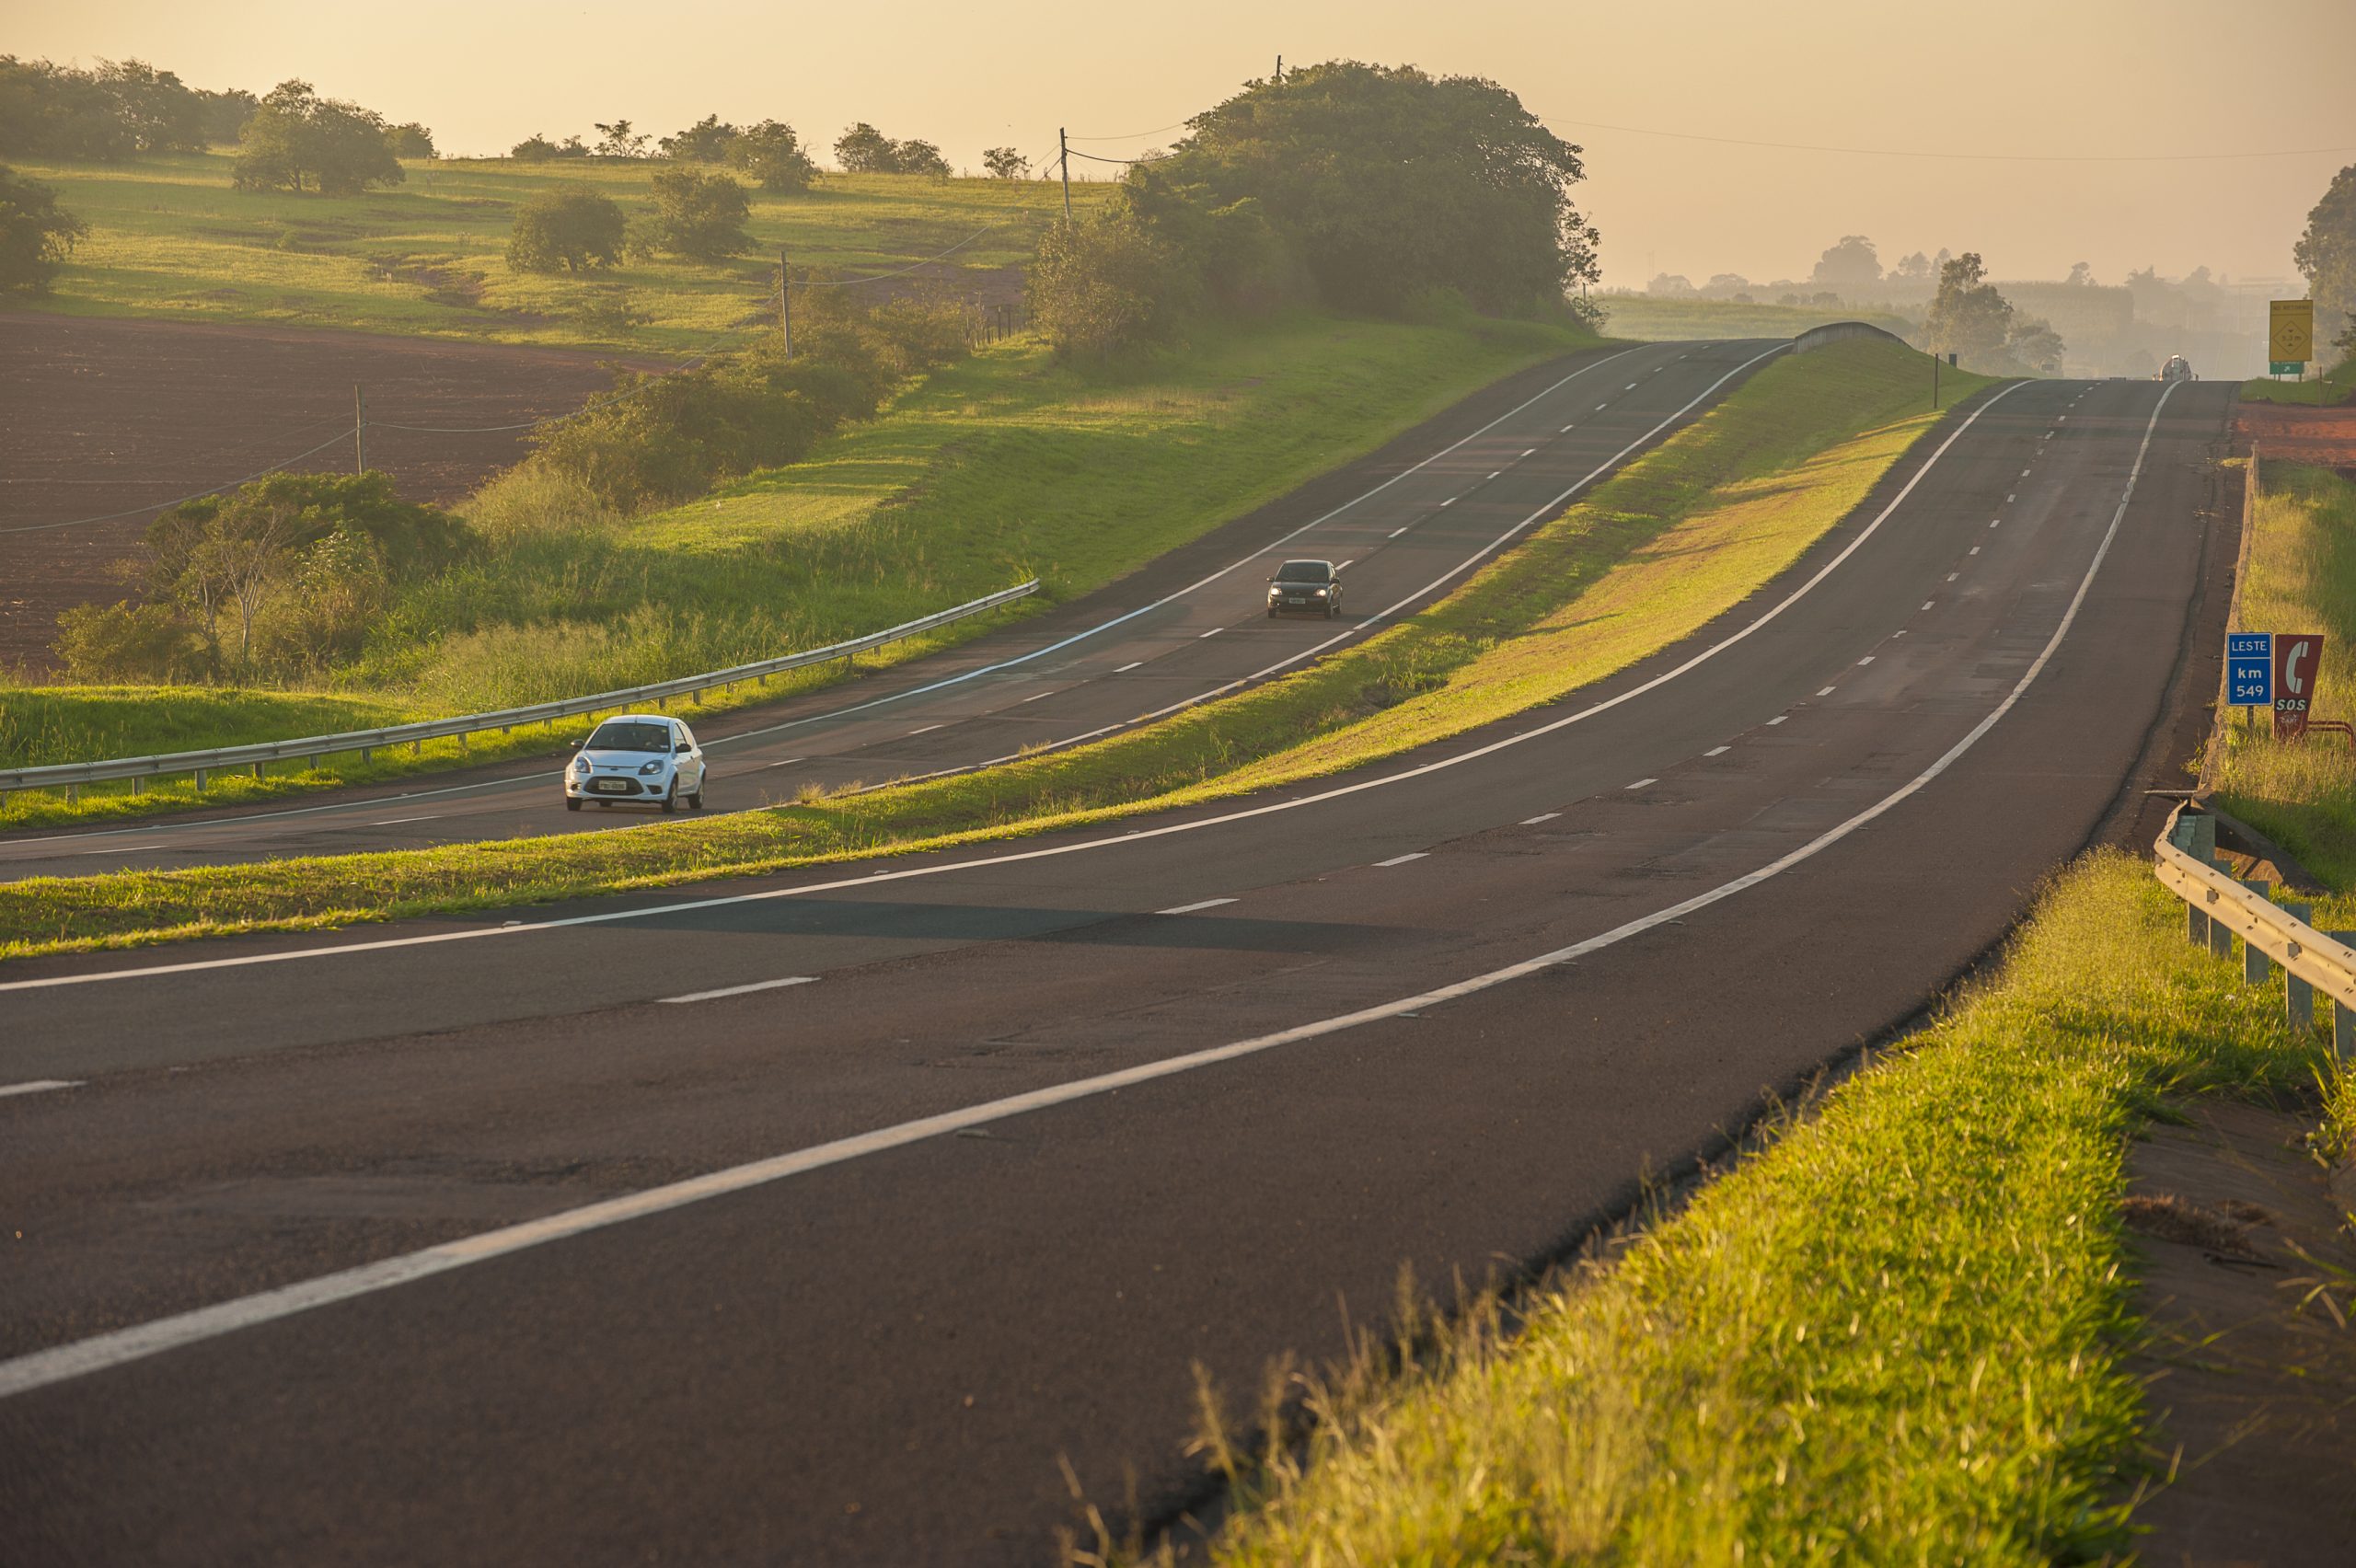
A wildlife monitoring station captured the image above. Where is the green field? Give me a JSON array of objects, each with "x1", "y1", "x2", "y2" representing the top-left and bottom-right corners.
[
  {"x1": 1596, "y1": 294, "x2": 1918, "y2": 343},
  {"x1": 1, "y1": 307, "x2": 1595, "y2": 827},
  {"x1": 0, "y1": 338, "x2": 1989, "y2": 954},
  {"x1": 2, "y1": 150, "x2": 1106, "y2": 354}
]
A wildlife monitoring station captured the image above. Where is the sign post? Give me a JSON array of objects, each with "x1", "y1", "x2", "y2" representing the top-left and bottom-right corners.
[
  {"x1": 2269, "y1": 299, "x2": 2315, "y2": 391},
  {"x1": 2228, "y1": 633, "x2": 2273, "y2": 709},
  {"x1": 2273, "y1": 632, "x2": 2325, "y2": 741}
]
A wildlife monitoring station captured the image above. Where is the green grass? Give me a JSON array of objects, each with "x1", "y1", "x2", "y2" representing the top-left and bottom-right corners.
[
  {"x1": 3, "y1": 150, "x2": 1105, "y2": 354},
  {"x1": 2239, "y1": 354, "x2": 2356, "y2": 406},
  {"x1": 1170, "y1": 854, "x2": 2335, "y2": 1567},
  {"x1": 0, "y1": 338, "x2": 1991, "y2": 956},
  {"x1": 1597, "y1": 294, "x2": 1918, "y2": 343},
  {"x1": 2212, "y1": 462, "x2": 2356, "y2": 883},
  {"x1": 0, "y1": 308, "x2": 1595, "y2": 831}
]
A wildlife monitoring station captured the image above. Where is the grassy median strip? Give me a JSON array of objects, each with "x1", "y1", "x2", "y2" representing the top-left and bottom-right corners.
[
  {"x1": 0, "y1": 339, "x2": 1988, "y2": 958},
  {"x1": 2212, "y1": 461, "x2": 2356, "y2": 883},
  {"x1": 1175, "y1": 854, "x2": 2334, "y2": 1566}
]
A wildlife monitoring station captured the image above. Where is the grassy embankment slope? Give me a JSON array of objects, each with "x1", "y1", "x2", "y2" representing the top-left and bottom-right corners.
[
  {"x1": 2240, "y1": 355, "x2": 2356, "y2": 407},
  {"x1": 1184, "y1": 432, "x2": 2356, "y2": 1567},
  {"x1": 0, "y1": 310, "x2": 1595, "y2": 827},
  {"x1": 1, "y1": 150, "x2": 1105, "y2": 354},
  {"x1": 0, "y1": 337, "x2": 1993, "y2": 954},
  {"x1": 2212, "y1": 463, "x2": 2356, "y2": 882},
  {"x1": 1599, "y1": 294, "x2": 1917, "y2": 343}
]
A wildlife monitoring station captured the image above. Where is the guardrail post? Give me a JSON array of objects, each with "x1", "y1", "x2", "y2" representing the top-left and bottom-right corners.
[
  {"x1": 193, "y1": 768, "x2": 206, "y2": 793},
  {"x1": 2284, "y1": 902, "x2": 2315, "y2": 1028},
  {"x1": 2177, "y1": 814, "x2": 2217, "y2": 944},
  {"x1": 2208, "y1": 881, "x2": 2235, "y2": 960},
  {"x1": 252, "y1": 761, "x2": 264, "y2": 780},
  {"x1": 2241, "y1": 880, "x2": 2274, "y2": 983}
]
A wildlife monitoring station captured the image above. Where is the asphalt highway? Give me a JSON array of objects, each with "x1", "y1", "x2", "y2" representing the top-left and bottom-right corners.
[
  {"x1": 0, "y1": 375, "x2": 2236, "y2": 1566},
  {"x1": 0, "y1": 337, "x2": 1783, "y2": 883}
]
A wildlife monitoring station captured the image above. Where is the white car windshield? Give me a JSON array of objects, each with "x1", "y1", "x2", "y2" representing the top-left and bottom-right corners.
[{"x1": 587, "y1": 721, "x2": 671, "y2": 753}]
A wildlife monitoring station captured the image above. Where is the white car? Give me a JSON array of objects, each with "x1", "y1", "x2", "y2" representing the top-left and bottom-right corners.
[{"x1": 566, "y1": 714, "x2": 708, "y2": 813}]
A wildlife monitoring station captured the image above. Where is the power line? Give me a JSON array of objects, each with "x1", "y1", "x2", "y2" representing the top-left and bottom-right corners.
[
  {"x1": 1062, "y1": 148, "x2": 1161, "y2": 167},
  {"x1": 1065, "y1": 119, "x2": 1191, "y2": 143},
  {"x1": 798, "y1": 224, "x2": 1001, "y2": 287},
  {"x1": 0, "y1": 428, "x2": 363, "y2": 536},
  {"x1": 1536, "y1": 112, "x2": 2356, "y2": 164}
]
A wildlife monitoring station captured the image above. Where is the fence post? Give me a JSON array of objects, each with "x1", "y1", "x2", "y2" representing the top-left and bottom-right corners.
[
  {"x1": 2241, "y1": 879, "x2": 2274, "y2": 982},
  {"x1": 2284, "y1": 902, "x2": 2314, "y2": 1028}
]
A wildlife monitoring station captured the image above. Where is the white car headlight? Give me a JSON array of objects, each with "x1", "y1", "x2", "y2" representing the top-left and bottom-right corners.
[
  {"x1": 639, "y1": 759, "x2": 666, "y2": 776},
  {"x1": 573, "y1": 755, "x2": 592, "y2": 773}
]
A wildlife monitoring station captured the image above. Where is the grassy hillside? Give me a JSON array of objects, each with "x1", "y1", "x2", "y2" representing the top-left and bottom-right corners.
[
  {"x1": 2212, "y1": 462, "x2": 2356, "y2": 882},
  {"x1": 2, "y1": 151, "x2": 1108, "y2": 354},
  {"x1": 1, "y1": 308, "x2": 1596, "y2": 822},
  {"x1": 2240, "y1": 355, "x2": 2356, "y2": 406}
]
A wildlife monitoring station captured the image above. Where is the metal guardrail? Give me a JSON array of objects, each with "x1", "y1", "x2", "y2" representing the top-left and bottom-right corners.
[
  {"x1": 2156, "y1": 801, "x2": 2356, "y2": 1055},
  {"x1": 2, "y1": 580, "x2": 1039, "y2": 800}
]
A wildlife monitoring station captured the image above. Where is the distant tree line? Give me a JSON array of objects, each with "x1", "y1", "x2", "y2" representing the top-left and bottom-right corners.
[
  {"x1": 0, "y1": 54, "x2": 432, "y2": 171},
  {"x1": 1025, "y1": 61, "x2": 1603, "y2": 359},
  {"x1": 510, "y1": 114, "x2": 957, "y2": 184}
]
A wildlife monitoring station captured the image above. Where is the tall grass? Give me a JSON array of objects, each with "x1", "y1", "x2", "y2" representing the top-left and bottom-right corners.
[
  {"x1": 1171, "y1": 856, "x2": 2328, "y2": 1568},
  {"x1": 2213, "y1": 462, "x2": 2356, "y2": 882}
]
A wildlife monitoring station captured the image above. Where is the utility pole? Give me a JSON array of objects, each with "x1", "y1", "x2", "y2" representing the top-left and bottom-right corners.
[
  {"x1": 353, "y1": 384, "x2": 364, "y2": 474},
  {"x1": 779, "y1": 247, "x2": 792, "y2": 358},
  {"x1": 1275, "y1": 54, "x2": 1283, "y2": 83},
  {"x1": 1058, "y1": 127, "x2": 1070, "y2": 221}
]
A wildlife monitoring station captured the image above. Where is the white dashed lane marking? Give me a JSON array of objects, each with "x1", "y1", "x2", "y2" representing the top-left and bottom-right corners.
[
  {"x1": 1767, "y1": 715, "x2": 1788, "y2": 725},
  {"x1": 0, "y1": 1080, "x2": 83, "y2": 1100},
  {"x1": 660, "y1": 976, "x2": 817, "y2": 1005},
  {"x1": 1703, "y1": 745, "x2": 1730, "y2": 756},
  {"x1": 1624, "y1": 778, "x2": 1657, "y2": 790},
  {"x1": 1519, "y1": 812, "x2": 1561, "y2": 824},
  {"x1": 1156, "y1": 897, "x2": 1238, "y2": 916},
  {"x1": 1817, "y1": 686, "x2": 1837, "y2": 697},
  {"x1": 1114, "y1": 663, "x2": 1142, "y2": 673},
  {"x1": 1373, "y1": 852, "x2": 1428, "y2": 868}
]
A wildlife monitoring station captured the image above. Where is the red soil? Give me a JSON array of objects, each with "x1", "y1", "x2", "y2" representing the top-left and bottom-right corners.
[{"x1": 0, "y1": 313, "x2": 655, "y2": 676}]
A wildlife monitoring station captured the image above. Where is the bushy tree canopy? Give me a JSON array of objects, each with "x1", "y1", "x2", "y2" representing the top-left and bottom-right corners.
[
  {"x1": 728, "y1": 121, "x2": 817, "y2": 192},
  {"x1": 232, "y1": 80, "x2": 403, "y2": 196},
  {"x1": 983, "y1": 146, "x2": 1030, "y2": 180},
  {"x1": 0, "y1": 165, "x2": 87, "y2": 293},
  {"x1": 833, "y1": 122, "x2": 950, "y2": 176},
  {"x1": 1811, "y1": 235, "x2": 1880, "y2": 286},
  {"x1": 511, "y1": 132, "x2": 590, "y2": 161},
  {"x1": 1924, "y1": 251, "x2": 2013, "y2": 365},
  {"x1": 2294, "y1": 163, "x2": 2356, "y2": 354},
  {"x1": 1138, "y1": 62, "x2": 1598, "y2": 314},
  {"x1": 507, "y1": 186, "x2": 627, "y2": 273},
  {"x1": 0, "y1": 55, "x2": 250, "y2": 160},
  {"x1": 639, "y1": 167, "x2": 751, "y2": 260},
  {"x1": 661, "y1": 114, "x2": 737, "y2": 162},
  {"x1": 387, "y1": 121, "x2": 435, "y2": 158}
]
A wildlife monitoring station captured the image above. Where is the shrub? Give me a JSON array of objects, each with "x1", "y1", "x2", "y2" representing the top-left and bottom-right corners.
[
  {"x1": 52, "y1": 601, "x2": 211, "y2": 682},
  {"x1": 0, "y1": 165, "x2": 87, "y2": 294},
  {"x1": 638, "y1": 167, "x2": 751, "y2": 260},
  {"x1": 728, "y1": 120, "x2": 817, "y2": 193},
  {"x1": 507, "y1": 186, "x2": 626, "y2": 273},
  {"x1": 1026, "y1": 204, "x2": 1189, "y2": 358}
]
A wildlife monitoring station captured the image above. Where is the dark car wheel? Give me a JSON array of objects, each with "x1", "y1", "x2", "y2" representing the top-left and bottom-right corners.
[
  {"x1": 661, "y1": 785, "x2": 677, "y2": 814},
  {"x1": 566, "y1": 798, "x2": 582, "y2": 812}
]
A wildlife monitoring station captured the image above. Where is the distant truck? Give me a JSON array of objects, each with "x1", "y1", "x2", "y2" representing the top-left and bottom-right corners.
[{"x1": 2156, "y1": 355, "x2": 2197, "y2": 382}]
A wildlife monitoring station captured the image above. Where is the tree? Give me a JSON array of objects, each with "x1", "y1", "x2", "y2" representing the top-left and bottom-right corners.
[
  {"x1": 728, "y1": 120, "x2": 816, "y2": 191},
  {"x1": 983, "y1": 146, "x2": 1030, "y2": 180},
  {"x1": 232, "y1": 80, "x2": 403, "y2": 195},
  {"x1": 834, "y1": 122, "x2": 895, "y2": 172},
  {"x1": 1646, "y1": 273, "x2": 1695, "y2": 295},
  {"x1": 1141, "y1": 62, "x2": 1598, "y2": 315},
  {"x1": 1892, "y1": 250, "x2": 1933, "y2": 281},
  {"x1": 0, "y1": 165, "x2": 87, "y2": 293},
  {"x1": 641, "y1": 167, "x2": 751, "y2": 260},
  {"x1": 507, "y1": 186, "x2": 627, "y2": 273},
  {"x1": 194, "y1": 86, "x2": 256, "y2": 145},
  {"x1": 893, "y1": 138, "x2": 950, "y2": 178},
  {"x1": 1811, "y1": 234, "x2": 1880, "y2": 286},
  {"x1": 2007, "y1": 316, "x2": 2066, "y2": 374},
  {"x1": 660, "y1": 114, "x2": 737, "y2": 162},
  {"x1": 2294, "y1": 164, "x2": 2356, "y2": 356},
  {"x1": 387, "y1": 121, "x2": 435, "y2": 158},
  {"x1": 91, "y1": 59, "x2": 205, "y2": 152},
  {"x1": 512, "y1": 132, "x2": 590, "y2": 162},
  {"x1": 1026, "y1": 205, "x2": 1185, "y2": 357},
  {"x1": 0, "y1": 56, "x2": 138, "y2": 159},
  {"x1": 2065, "y1": 260, "x2": 2094, "y2": 286},
  {"x1": 593, "y1": 119, "x2": 649, "y2": 159},
  {"x1": 1924, "y1": 251, "x2": 2014, "y2": 367}
]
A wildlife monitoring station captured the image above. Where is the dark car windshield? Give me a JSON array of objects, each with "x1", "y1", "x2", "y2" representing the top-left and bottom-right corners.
[
  {"x1": 586, "y1": 721, "x2": 672, "y2": 754},
  {"x1": 1275, "y1": 560, "x2": 1334, "y2": 582}
]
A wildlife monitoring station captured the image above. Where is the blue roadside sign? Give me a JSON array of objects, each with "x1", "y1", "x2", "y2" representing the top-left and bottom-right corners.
[{"x1": 2227, "y1": 632, "x2": 2272, "y2": 706}]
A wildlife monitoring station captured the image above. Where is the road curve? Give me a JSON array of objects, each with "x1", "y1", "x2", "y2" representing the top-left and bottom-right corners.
[
  {"x1": 0, "y1": 377, "x2": 2235, "y2": 1566},
  {"x1": 0, "y1": 339, "x2": 1784, "y2": 883}
]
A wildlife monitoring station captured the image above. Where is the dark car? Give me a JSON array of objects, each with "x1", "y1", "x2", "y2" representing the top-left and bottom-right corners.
[{"x1": 1265, "y1": 559, "x2": 1344, "y2": 618}]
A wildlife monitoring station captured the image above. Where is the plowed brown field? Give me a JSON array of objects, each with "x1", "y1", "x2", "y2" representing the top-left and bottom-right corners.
[{"x1": 0, "y1": 314, "x2": 658, "y2": 675}]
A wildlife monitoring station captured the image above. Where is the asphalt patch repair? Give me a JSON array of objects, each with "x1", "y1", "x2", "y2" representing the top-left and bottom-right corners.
[{"x1": 2119, "y1": 1096, "x2": 2356, "y2": 1564}]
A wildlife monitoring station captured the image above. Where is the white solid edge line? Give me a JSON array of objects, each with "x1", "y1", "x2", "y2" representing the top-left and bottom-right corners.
[
  {"x1": 1703, "y1": 746, "x2": 1730, "y2": 756},
  {"x1": 1113, "y1": 662, "x2": 1142, "y2": 673},
  {"x1": 7, "y1": 348, "x2": 1662, "y2": 858},
  {"x1": 1154, "y1": 897, "x2": 1238, "y2": 916},
  {"x1": 1519, "y1": 812, "x2": 1561, "y2": 824},
  {"x1": 658, "y1": 975, "x2": 817, "y2": 1004},
  {"x1": 2, "y1": 354, "x2": 1986, "y2": 999},
  {"x1": 1373, "y1": 852, "x2": 1428, "y2": 867},
  {"x1": 0, "y1": 1078, "x2": 84, "y2": 1099},
  {"x1": 1767, "y1": 715, "x2": 1788, "y2": 725},
  {"x1": 0, "y1": 384, "x2": 2176, "y2": 1401},
  {"x1": 1624, "y1": 778, "x2": 1657, "y2": 790}
]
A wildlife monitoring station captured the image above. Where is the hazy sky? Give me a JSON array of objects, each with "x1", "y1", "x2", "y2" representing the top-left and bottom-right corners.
[{"x1": 17, "y1": 0, "x2": 2355, "y2": 289}]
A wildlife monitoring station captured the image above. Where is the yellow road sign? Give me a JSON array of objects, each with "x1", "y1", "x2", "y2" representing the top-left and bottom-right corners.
[{"x1": 2270, "y1": 298, "x2": 2314, "y2": 363}]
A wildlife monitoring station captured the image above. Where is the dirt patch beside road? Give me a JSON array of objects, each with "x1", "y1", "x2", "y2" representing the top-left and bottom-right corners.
[
  {"x1": 0, "y1": 313, "x2": 663, "y2": 676},
  {"x1": 2235, "y1": 396, "x2": 2356, "y2": 472}
]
